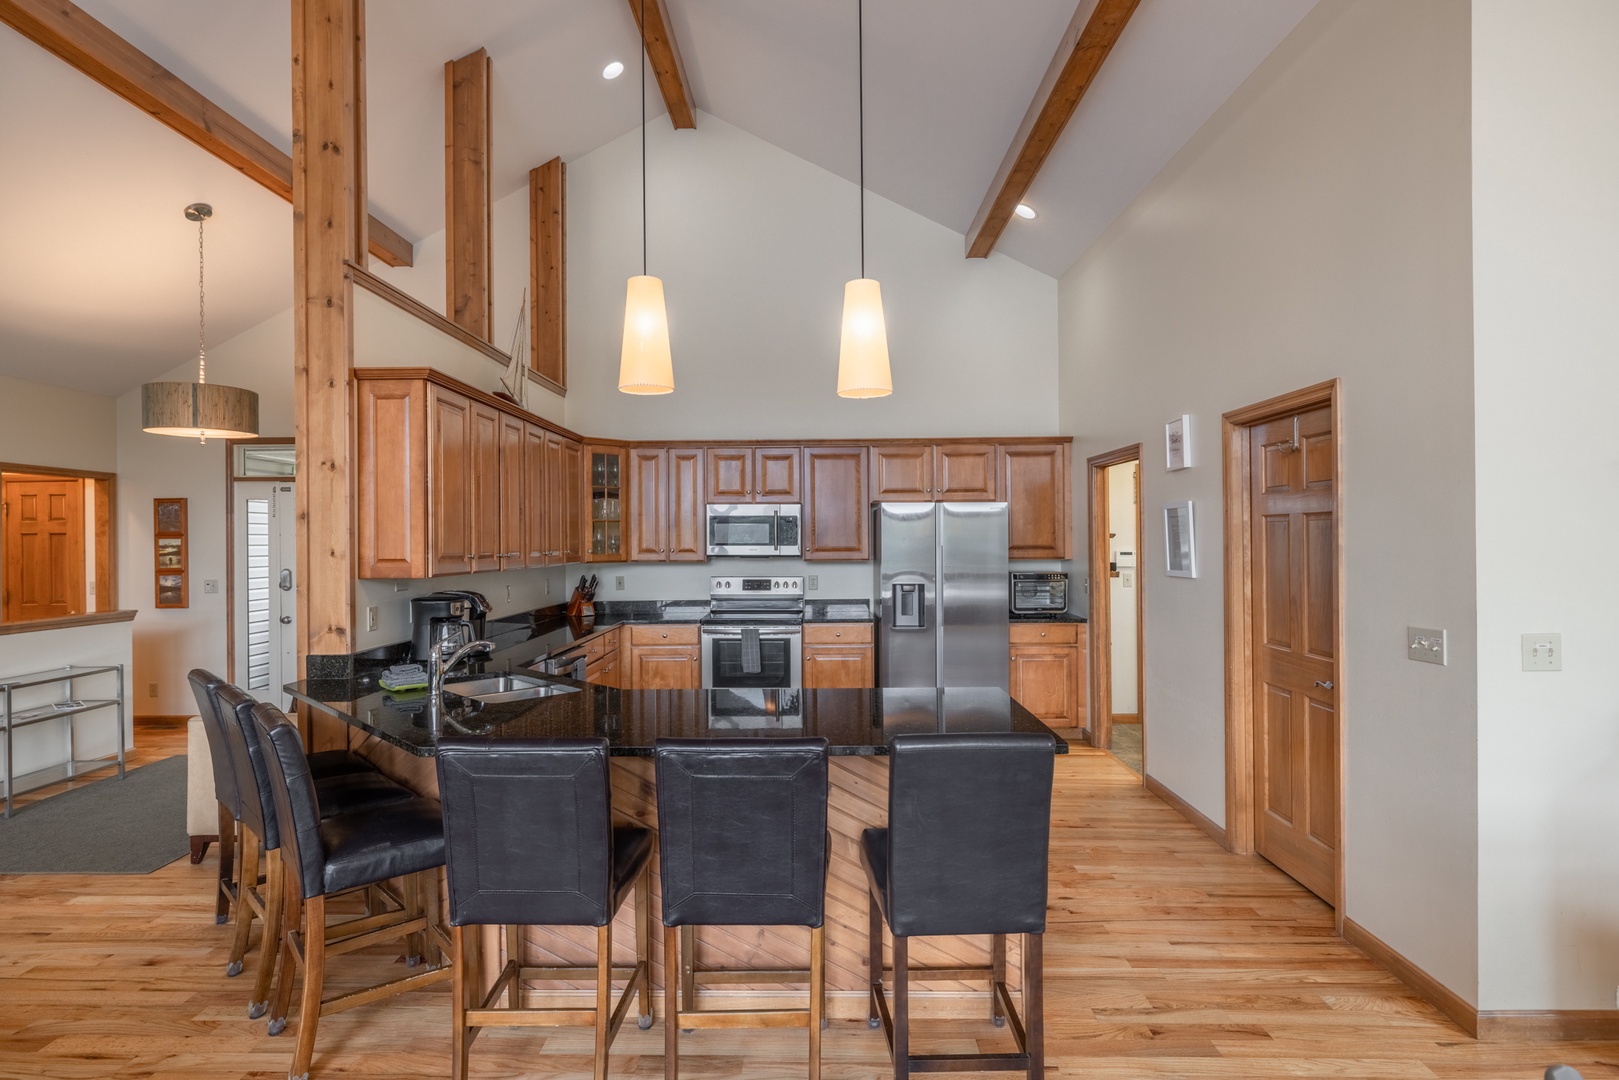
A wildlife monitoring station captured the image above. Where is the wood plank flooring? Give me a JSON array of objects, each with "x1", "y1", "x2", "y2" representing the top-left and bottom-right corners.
[{"x1": 3, "y1": 735, "x2": 1616, "y2": 1078}]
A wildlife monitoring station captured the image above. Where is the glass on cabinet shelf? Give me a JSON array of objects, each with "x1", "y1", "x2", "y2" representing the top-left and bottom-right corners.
[{"x1": 588, "y1": 450, "x2": 625, "y2": 561}]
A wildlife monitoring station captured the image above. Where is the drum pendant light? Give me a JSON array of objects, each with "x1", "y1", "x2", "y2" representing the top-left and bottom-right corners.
[
  {"x1": 142, "y1": 204, "x2": 260, "y2": 441},
  {"x1": 837, "y1": 0, "x2": 891, "y2": 399},
  {"x1": 618, "y1": 0, "x2": 674, "y2": 395}
]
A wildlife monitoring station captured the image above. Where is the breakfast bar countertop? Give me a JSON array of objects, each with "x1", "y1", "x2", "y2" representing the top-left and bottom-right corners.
[{"x1": 284, "y1": 680, "x2": 1068, "y2": 760}]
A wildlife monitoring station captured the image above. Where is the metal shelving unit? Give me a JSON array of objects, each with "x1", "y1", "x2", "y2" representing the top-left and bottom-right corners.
[{"x1": 1, "y1": 664, "x2": 126, "y2": 817}]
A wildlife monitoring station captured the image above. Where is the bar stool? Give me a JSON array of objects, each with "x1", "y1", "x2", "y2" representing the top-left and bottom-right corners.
[
  {"x1": 861, "y1": 732, "x2": 1055, "y2": 1080},
  {"x1": 252, "y1": 702, "x2": 452, "y2": 1080},
  {"x1": 654, "y1": 738, "x2": 830, "y2": 1080},
  {"x1": 187, "y1": 670, "x2": 243, "y2": 925},
  {"x1": 436, "y1": 737, "x2": 655, "y2": 1080},
  {"x1": 214, "y1": 684, "x2": 417, "y2": 1018}
]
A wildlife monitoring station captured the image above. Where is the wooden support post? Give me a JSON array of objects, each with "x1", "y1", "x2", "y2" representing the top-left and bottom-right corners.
[
  {"x1": 530, "y1": 157, "x2": 565, "y2": 388},
  {"x1": 445, "y1": 48, "x2": 492, "y2": 341},
  {"x1": 292, "y1": 0, "x2": 363, "y2": 737}
]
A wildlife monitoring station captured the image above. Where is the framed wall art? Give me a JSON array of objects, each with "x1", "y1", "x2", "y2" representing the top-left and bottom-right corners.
[
  {"x1": 1164, "y1": 500, "x2": 1197, "y2": 578},
  {"x1": 153, "y1": 498, "x2": 188, "y2": 608},
  {"x1": 1165, "y1": 414, "x2": 1192, "y2": 470}
]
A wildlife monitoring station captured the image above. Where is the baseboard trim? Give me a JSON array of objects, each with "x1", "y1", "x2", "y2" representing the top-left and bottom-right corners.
[
  {"x1": 1475, "y1": 1010, "x2": 1619, "y2": 1042},
  {"x1": 135, "y1": 714, "x2": 193, "y2": 726},
  {"x1": 1111, "y1": 713, "x2": 1140, "y2": 724},
  {"x1": 1143, "y1": 773, "x2": 1228, "y2": 849},
  {"x1": 1342, "y1": 918, "x2": 1476, "y2": 1037}
]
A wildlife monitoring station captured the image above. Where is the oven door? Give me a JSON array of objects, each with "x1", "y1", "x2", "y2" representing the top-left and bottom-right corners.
[
  {"x1": 701, "y1": 625, "x2": 802, "y2": 688},
  {"x1": 707, "y1": 505, "x2": 781, "y2": 557}
]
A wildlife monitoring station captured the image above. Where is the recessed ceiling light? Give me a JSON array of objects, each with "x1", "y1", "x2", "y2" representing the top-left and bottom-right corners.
[
  {"x1": 1014, "y1": 203, "x2": 1037, "y2": 220},
  {"x1": 603, "y1": 61, "x2": 625, "y2": 80}
]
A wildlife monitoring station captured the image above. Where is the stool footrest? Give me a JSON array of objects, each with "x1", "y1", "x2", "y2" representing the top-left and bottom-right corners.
[
  {"x1": 693, "y1": 967, "x2": 810, "y2": 985},
  {"x1": 907, "y1": 1053, "x2": 1032, "y2": 1073},
  {"x1": 679, "y1": 1009, "x2": 812, "y2": 1029}
]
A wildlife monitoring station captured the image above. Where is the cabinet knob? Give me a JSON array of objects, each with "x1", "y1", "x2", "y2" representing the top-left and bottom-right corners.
[
  {"x1": 661, "y1": 632, "x2": 668, "y2": 639},
  {"x1": 1040, "y1": 631, "x2": 1046, "y2": 637},
  {"x1": 834, "y1": 630, "x2": 841, "y2": 637}
]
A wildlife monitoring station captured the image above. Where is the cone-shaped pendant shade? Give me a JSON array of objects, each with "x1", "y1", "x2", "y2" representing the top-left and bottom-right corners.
[
  {"x1": 619, "y1": 275, "x2": 674, "y2": 395},
  {"x1": 836, "y1": 278, "x2": 891, "y2": 398}
]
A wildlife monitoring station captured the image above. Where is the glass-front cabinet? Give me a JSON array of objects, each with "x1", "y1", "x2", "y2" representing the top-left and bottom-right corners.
[{"x1": 586, "y1": 446, "x2": 626, "y2": 562}]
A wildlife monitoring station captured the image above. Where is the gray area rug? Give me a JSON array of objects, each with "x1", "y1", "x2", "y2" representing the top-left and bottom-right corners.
[{"x1": 0, "y1": 755, "x2": 189, "y2": 874}]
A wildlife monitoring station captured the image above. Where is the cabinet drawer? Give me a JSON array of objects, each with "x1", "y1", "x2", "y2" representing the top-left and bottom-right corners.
[
  {"x1": 1010, "y1": 622, "x2": 1079, "y2": 645},
  {"x1": 574, "y1": 627, "x2": 619, "y2": 663},
  {"x1": 629, "y1": 623, "x2": 699, "y2": 646},
  {"x1": 803, "y1": 622, "x2": 872, "y2": 645}
]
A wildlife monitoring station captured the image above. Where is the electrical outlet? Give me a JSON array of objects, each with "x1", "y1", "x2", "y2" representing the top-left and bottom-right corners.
[
  {"x1": 544, "y1": 579, "x2": 551, "y2": 595},
  {"x1": 203, "y1": 579, "x2": 219, "y2": 594},
  {"x1": 366, "y1": 606, "x2": 378, "y2": 632},
  {"x1": 807, "y1": 575, "x2": 819, "y2": 591},
  {"x1": 615, "y1": 576, "x2": 625, "y2": 591},
  {"x1": 1407, "y1": 626, "x2": 1446, "y2": 666},
  {"x1": 505, "y1": 584, "x2": 513, "y2": 602},
  {"x1": 1522, "y1": 633, "x2": 1561, "y2": 671},
  {"x1": 148, "y1": 683, "x2": 158, "y2": 698}
]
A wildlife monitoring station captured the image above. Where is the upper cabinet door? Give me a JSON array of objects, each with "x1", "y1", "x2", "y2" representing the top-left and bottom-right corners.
[
  {"x1": 585, "y1": 446, "x2": 627, "y2": 563},
  {"x1": 629, "y1": 448, "x2": 669, "y2": 561},
  {"x1": 428, "y1": 384, "x2": 474, "y2": 576},
  {"x1": 667, "y1": 447, "x2": 707, "y2": 561},
  {"x1": 357, "y1": 378, "x2": 427, "y2": 579},
  {"x1": 707, "y1": 448, "x2": 751, "y2": 503},
  {"x1": 803, "y1": 446, "x2": 870, "y2": 561},
  {"x1": 1001, "y1": 442, "x2": 1071, "y2": 560},
  {"x1": 469, "y1": 402, "x2": 504, "y2": 573},
  {"x1": 935, "y1": 443, "x2": 999, "y2": 501},
  {"x1": 754, "y1": 447, "x2": 801, "y2": 503},
  {"x1": 560, "y1": 439, "x2": 584, "y2": 564},
  {"x1": 497, "y1": 413, "x2": 527, "y2": 570},
  {"x1": 871, "y1": 444, "x2": 934, "y2": 500},
  {"x1": 523, "y1": 424, "x2": 548, "y2": 565}
]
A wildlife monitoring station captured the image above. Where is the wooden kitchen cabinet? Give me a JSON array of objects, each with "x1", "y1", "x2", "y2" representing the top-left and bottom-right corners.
[
  {"x1": 1009, "y1": 621, "x2": 1086, "y2": 729},
  {"x1": 668, "y1": 448, "x2": 706, "y2": 560},
  {"x1": 871, "y1": 443, "x2": 999, "y2": 501},
  {"x1": 495, "y1": 412, "x2": 526, "y2": 571},
  {"x1": 428, "y1": 382, "x2": 474, "y2": 577},
  {"x1": 469, "y1": 402, "x2": 503, "y2": 572},
  {"x1": 545, "y1": 431, "x2": 583, "y2": 566},
  {"x1": 935, "y1": 443, "x2": 999, "y2": 500},
  {"x1": 356, "y1": 377, "x2": 430, "y2": 579},
  {"x1": 522, "y1": 424, "x2": 549, "y2": 565},
  {"x1": 707, "y1": 446, "x2": 800, "y2": 503},
  {"x1": 870, "y1": 444, "x2": 933, "y2": 499},
  {"x1": 627, "y1": 625, "x2": 700, "y2": 689},
  {"x1": 630, "y1": 447, "x2": 707, "y2": 563},
  {"x1": 802, "y1": 623, "x2": 875, "y2": 687},
  {"x1": 1001, "y1": 442, "x2": 1071, "y2": 560},
  {"x1": 582, "y1": 628, "x2": 623, "y2": 687},
  {"x1": 585, "y1": 446, "x2": 626, "y2": 563},
  {"x1": 803, "y1": 445, "x2": 870, "y2": 561}
]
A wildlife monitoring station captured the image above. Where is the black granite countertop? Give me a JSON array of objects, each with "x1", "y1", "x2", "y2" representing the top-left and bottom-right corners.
[
  {"x1": 1009, "y1": 611, "x2": 1088, "y2": 624},
  {"x1": 285, "y1": 678, "x2": 1067, "y2": 759},
  {"x1": 804, "y1": 599, "x2": 873, "y2": 623}
]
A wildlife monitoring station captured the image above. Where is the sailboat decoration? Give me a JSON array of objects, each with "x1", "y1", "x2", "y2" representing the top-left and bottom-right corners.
[{"x1": 499, "y1": 288, "x2": 530, "y2": 410}]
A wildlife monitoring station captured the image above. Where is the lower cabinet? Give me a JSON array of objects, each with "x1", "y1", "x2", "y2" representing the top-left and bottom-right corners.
[
  {"x1": 626, "y1": 625, "x2": 700, "y2": 689},
  {"x1": 1008, "y1": 622, "x2": 1087, "y2": 729},
  {"x1": 801, "y1": 623, "x2": 875, "y2": 688},
  {"x1": 581, "y1": 628, "x2": 623, "y2": 688}
]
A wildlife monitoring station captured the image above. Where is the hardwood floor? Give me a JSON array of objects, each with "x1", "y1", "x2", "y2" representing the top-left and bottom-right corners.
[{"x1": 2, "y1": 741, "x2": 1615, "y2": 1078}]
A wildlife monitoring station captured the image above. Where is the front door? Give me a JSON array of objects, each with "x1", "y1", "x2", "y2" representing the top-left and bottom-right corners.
[
  {"x1": 1250, "y1": 405, "x2": 1338, "y2": 903},
  {"x1": 2, "y1": 476, "x2": 85, "y2": 622},
  {"x1": 234, "y1": 483, "x2": 298, "y2": 708}
]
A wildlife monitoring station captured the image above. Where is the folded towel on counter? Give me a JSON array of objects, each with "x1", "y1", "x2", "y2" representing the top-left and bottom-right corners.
[
  {"x1": 739, "y1": 627, "x2": 762, "y2": 674},
  {"x1": 378, "y1": 663, "x2": 429, "y2": 691}
]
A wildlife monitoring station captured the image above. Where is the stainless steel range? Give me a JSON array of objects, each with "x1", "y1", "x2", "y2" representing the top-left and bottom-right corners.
[{"x1": 700, "y1": 576, "x2": 804, "y2": 689}]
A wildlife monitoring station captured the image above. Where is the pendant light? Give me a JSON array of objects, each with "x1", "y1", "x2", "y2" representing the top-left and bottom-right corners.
[
  {"x1": 836, "y1": 0, "x2": 892, "y2": 399},
  {"x1": 141, "y1": 204, "x2": 260, "y2": 441},
  {"x1": 618, "y1": 0, "x2": 674, "y2": 395}
]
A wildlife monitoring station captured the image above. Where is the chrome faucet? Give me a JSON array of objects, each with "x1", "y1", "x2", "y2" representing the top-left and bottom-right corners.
[{"x1": 429, "y1": 620, "x2": 494, "y2": 699}]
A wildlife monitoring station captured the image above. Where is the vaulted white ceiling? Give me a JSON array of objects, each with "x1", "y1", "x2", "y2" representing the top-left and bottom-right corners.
[{"x1": 0, "y1": 0, "x2": 1315, "y2": 396}]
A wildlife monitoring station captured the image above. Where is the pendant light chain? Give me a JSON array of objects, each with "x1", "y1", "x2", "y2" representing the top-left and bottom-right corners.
[
  {"x1": 858, "y1": 0, "x2": 865, "y2": 280},
  {"x1": 196, "y1": 213, "x2": 207, "y2": 386},
  {"x1": 641, "y1": 0, "x2": 648, "y2": 277}
]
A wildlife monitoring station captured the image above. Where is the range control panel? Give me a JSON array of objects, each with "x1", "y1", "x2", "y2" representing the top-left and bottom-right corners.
[{"x1": 710, "y1": 576, "x2": 804, "y2": 597}]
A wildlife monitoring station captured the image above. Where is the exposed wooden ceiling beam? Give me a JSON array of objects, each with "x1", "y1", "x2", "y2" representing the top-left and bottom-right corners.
[
  {"x1": 965, "y1": 0, "x2": 1139, "y2": 260},
  {"x1": 0, "y1": 0, "x2": 414, "y2": 268},
  {"x1": 445, "y1": 48, "x2": 492, "y2": 340},
  {"x1": 626, "y1": 0, "x2": 695, "y2": 129}
]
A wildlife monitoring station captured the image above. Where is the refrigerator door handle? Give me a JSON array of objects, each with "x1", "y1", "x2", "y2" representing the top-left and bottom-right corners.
[{"x1": 892, "y1": 583, "x2": 926, "y2": 629}]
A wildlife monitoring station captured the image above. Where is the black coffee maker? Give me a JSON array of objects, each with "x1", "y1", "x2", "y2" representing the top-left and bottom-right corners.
[{"x1": 409, "y1": 590, "x2": 491, "y2": 662}]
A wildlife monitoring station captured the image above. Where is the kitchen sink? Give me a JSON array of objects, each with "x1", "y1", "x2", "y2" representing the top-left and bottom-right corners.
[{"x1": 443, "y1": 673, "x2": 581, "y2": 704}]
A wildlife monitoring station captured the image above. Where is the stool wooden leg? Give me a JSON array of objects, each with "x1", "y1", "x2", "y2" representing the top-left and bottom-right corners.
[
  {"x1": 402, "y1": 874, "x2": 425, "y2": 966},
  {"x1": 1025, "y1": 932, "x2": 1043, "y2": 1080},
  {"x1": 450, "y1": 924, "x2": 470, "y2": 1080},
  {"x1": 809, "y1": 924, "x2": 824, "y2": 1080},
  {"x1": 680, "y1": 925, "x2": 696, "y2": 1014},
  {"x1": 893, "y1": 934, "x2": 909, "y2": 1080},
  {"x1": 227, "y1": 829, "x2": 261, "y2": 977},
  {"x1": 636, "y1": 867, "x2": 653, "y2": 1027},
  {"x1": 215, "y1": 805, "x2": 236, "y2": 924},
  {"x1": 268, "y1": 875, "x2": 302, "y2": 1037},
  {"x1": 991, "y1": 932, "x2": 1007, "y2": 1026},
  {"x1": 663, "y1": 925, "x2": 679, "y2": 1080},
  {"x1": 420, "y1": 870, "x2": 444, "y2": 968},
  {"x1": 249, "y1": 848, "x2": 284, "y2": 1018},
  {"x1": 867, "y1": 889, "x2": 882, "y2": 1027},
  {"x1": 289, "y1": 894, "x2": 327, "y2": 1080},
  {"x1": 504, "y1": 924, "x2": 521, "y2": 1008}
]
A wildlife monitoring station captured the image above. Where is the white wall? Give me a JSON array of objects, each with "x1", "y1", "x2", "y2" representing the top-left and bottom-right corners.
[
  {"x1": 1058, "y1": 0, "x2": 1478, "y2": 1003},
  {"x1": 1473, "y1": 0, "x2": 1619, "y2": 1011},
  {"x1": 0, "y1": 374, "x2": 117, "y2": 473},
  {"x1": 1, "y1": 619, "x2": 134, "y2": 777}
]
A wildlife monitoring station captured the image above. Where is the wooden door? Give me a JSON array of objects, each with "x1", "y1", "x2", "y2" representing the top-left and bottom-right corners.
[
  {"x1": 936, "y1": 443, "x2": 999, "y2": 500},
  {"x1": 631, "y1": 645, "x2": 699, "y2": 689},
  {"x1": 871, "y1": 444, "x2": 933, "y2": 499},
  {"x1": 522, "y1": 424, "x2": 548, "y2": 564},
  {"x1": 428, "y1": 385, "x2": 473, "y2": 576},
  {"x1": 803, "y1": 446, "x2": 870, "y2": 560},
  {"x1": 628, "y1": 448, "x2": 668, "y2": 561},
  {"x1": 1250, "y1": 405, "x2": 1338, "y2": 903},
  {"x1": 2, "y1": 477, "x2": 84, "y2": 621},
  {"x1": 754, "y1": 447, "x2": 801, "y2": 502},
  {"x1": 667, "y1": 448, "x2": 707, "y2": 562},
  {"x1": 1001, "y1": 443, "x2": 1070, "y2": 559},
  {"x1": 707, "y1": 448, "x2": 752, "y2": 502},
  {"x1": 497, "y1": 413, "x2": 526, "y2": 569}
]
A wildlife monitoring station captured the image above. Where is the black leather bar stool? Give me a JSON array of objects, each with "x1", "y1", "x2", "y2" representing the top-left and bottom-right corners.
[
  {"x1": 187, "y1": 670, "x2": 244, "y2": 926},
  {"x1": 437, "y1": 737, "x2": 655, "y2": 1080},
  {"x1": 252, "y1": 702, "x2": 452, "y2": 1080},
  {"x1": 654, "y1": 738, "x2": 830, "y2": 1080},
  {"x1": 861, "y1": 732, "x2": 1056, "y2": 1080},
  {"x1": 214, "y1": 684, "x2": 417, "y2": 1018}
]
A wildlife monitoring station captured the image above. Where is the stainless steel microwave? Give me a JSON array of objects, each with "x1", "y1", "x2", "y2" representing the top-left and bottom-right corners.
[
  {"x1": 706, "y1": 504, "x2": 802, "y2": 557},
  {"x1": 1010, "y1": 571, "x2": 1069, "y2": 615}
]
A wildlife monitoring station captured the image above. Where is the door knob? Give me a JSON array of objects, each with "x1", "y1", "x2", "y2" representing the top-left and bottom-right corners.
[
  {"x1": 278, "y1": 569, "x2": 293, "y2": 592},
  {"x1": 279, "y1": 615, "x2": 292, "y2": 625},
  {"x1": 1314, "y1": 680, "x2": 1334, "y2": 690}
]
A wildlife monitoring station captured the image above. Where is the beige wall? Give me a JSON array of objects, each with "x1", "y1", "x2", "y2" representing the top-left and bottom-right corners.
[
  {"x1": 1058, "y1": 0, "x2": 1478, "y2": 1002},
  {"x1": 0, "y1": 374, "x2": 117, "y2": 473},
  {"x1": 1473, "y1": 0, "x2": 1619, "y2": 1011}
]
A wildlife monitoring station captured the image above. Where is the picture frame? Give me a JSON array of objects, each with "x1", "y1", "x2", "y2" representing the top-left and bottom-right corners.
[
  {"x1": 1164, "y1": 501, "x2": 1197, "y2": 578},
  {"x1": 153, "y1": 498, "x2": 188, "y2": 608},
  {"x1": 1165, "y1": 414, "x2": 1191, "y2": 470}
]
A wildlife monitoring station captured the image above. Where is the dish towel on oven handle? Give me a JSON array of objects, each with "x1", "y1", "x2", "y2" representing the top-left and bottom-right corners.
[{"x1": 739, "y1": 627, "x2": 762, "y2": 674}]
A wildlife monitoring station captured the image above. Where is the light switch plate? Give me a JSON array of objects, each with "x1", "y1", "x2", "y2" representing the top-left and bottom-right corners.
[
  {"x1": 615, "y1": 576, "x2": 625, "y2": 591},
  {"x1": 1522, "y1": 633, "x2": 1561, "y2": 671},
  {"x1": 365, "y1": 606, "x2": 378, "y2": 632},
  {"x1": 1407, "y1": 626, "x2": 1447, "y2": 666},
  {"x1": 808, "y1": 575, "x2": 819, "y2": 591},
  {"x1": 203, "y1": 579, "x2": 219, "y2": 594}
]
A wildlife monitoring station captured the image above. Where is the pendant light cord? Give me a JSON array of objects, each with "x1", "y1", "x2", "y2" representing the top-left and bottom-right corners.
[
  {"x1": 858, "y1": 0, "x2": 865, "y2": 280},
  {"x1": 641, "y1": 0, "x2": 648, "y2": 277},
  {"x1": 196, "y1": 214, "x2": 207, "y2": 385}
]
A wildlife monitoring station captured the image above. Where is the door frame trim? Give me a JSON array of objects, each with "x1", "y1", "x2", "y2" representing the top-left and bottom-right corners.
[
  {"x1": 224, "y1": 437, "x2": 296, "y2": 684},
  {"x1": 1222, "y1": 378, "x2": 1344, "y2": 920},
  {"x1": 1086, "y1": 443, "x2": 1144, "y2": 759}
]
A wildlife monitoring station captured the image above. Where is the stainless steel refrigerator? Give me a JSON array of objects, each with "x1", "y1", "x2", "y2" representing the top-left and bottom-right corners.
[{"x1": 874, "y1": 502, "x2": 1010, "y2": 689}]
